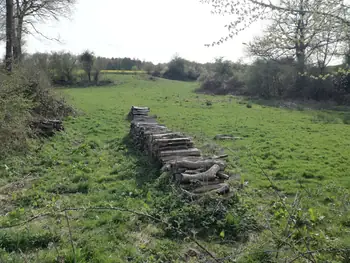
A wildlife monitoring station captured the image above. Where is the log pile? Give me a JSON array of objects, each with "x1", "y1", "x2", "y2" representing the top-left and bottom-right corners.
[
  {"x1": 31, "y1": 119, "x2": 64, "y2": 137},
  {"x1": 128, "y1": 106, "x2": 231, "y2": 195}
]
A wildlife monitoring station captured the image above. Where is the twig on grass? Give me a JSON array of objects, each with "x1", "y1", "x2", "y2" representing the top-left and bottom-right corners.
[{"x1": 65, "y1": 210, "x2": 76, "y2": 263}]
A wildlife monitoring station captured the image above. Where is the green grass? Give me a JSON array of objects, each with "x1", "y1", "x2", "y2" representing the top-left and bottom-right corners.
[{"x1": 1, "y1": 75, "x2": 350, "y2": 262}]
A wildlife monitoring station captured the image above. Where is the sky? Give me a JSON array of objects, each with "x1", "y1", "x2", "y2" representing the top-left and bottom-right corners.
[{"x1": 12, "y1": 0, "x2": 265, "y2": 64}]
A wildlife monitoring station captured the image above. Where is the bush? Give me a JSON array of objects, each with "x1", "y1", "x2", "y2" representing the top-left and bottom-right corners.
[
  {"x1": 0, "y1": 67, "x2": 74, "y2": 158},
  {"x1": 162, "y1": 56, "x2": 187, "y2": 80},
  {"x1": 150, "y1": 193, "x2": 258, "y2": 241},
  {"x1": 162, "y1": 56, "x2": 202, "y2": 81},
  {"x1": 245, "y1": 59, "x2": 297, "y2": 99},
  {"x1": 0, "y1": 73, "x2": 32, "y2": 156},
  {"x1": 342, "y1": 113, "x2": 350, "y2": 124},
  {"x1": 197, "y1": 58, "x2": 246, "y2": 95}
]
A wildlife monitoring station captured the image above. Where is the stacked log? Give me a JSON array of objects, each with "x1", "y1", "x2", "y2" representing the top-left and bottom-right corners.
[
  {"x1": 31, "y1": 119, "x2": 64, "y2": 137},
  {"x1": 127, "y1": 106, "x2": 231, "y2": 195},
  {"x1": 127, "y1": 106, "x2": 150, "y2": 121}
]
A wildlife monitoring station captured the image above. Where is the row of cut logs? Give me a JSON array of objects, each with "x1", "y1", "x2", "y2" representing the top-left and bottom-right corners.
[{"x1": 128, "y1": 106, "x2": 231, "y2": 195}]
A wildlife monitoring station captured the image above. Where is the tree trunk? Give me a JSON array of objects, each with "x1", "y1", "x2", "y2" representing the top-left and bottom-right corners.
[
  {"x1": 88, "y1": 71, "x2": 91, "y2": 82},
  {"x1": 94, "y1": 71, "x2": 100, "y2": 83},
  {"x1": 5, "y1": 0, "x2": 13, "y2": 72},
  {"x1": 14, "y1": 16, "x2": 23, "y2": 61},
  {"x1": 295, "y1": 0, "x2": 306, "y2": 97},
  {"x1": 296, "y1": 51, "x2": 306, "y2": 96}
]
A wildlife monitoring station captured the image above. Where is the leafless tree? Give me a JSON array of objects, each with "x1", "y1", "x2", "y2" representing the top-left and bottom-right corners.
[
  {"x1": 0, "y1": 0, "x2": 76, "y2": 61},
  {"x1": 201, "y1": 0, "x2": 350, "y2": 45},
  {"x1": 5, "y1": 0, "x2": 13, "y2": 71}
]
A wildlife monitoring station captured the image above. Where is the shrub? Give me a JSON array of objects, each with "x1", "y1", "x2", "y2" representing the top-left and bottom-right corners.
[
  {"x1": 342, "y1": 113, "x2": 350, "y2": 124},
  {"x1": 0, "y1": 66, "x2": 74, "y2": 158},
  {"x1": 198, "y1": 77, "x2": 223, "y2": 94},
  {"x1": 0, "y1": 73, "x2": 32, "y2": 156},
  {"x1": 162, "y1": 56, "x2": 187, "y2": 80},
  {"x1": 150, "y1": 193, "x2": 258, "y2": 241},
  {"x1": 245, "y1": 58, "x2": 297, "y2": 99},
  {"x1": 197, "y1": 58, "x2": 246, "y2": 95}
]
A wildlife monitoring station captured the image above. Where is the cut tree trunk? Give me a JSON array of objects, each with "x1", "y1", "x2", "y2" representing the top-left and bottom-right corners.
[
  {"x1": 170, "y1": 159, "x2": 226, "y2": 170},
  {"x1": 217, "y1": 172, "x2": 230, "y2": 180},
  {"x1": 159, "y1": 148, "x2": 201, "y2": 158},
  {"x1": 191, "y1": 183, "x2": 229, "y2": 194},
  {"x1": 179, "y1": 164, "x2": 220, "y2": 183}
]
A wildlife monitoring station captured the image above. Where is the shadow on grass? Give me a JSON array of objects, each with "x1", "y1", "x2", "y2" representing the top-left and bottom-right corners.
[
  {"x1": 120, "y1": 135, "x2": 162, "y2": 188},
  {"x1": 241, "y1": 96, "x2": 350, "y2": 112}
]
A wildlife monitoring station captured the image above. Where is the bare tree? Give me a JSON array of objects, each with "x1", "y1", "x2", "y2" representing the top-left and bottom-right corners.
[
  {"x1": 201, "y1": 0, "x2": 350, "y2": 46},
  {"x1": 5, "y1": 0, "x2": 13, "y2": 71},
  {"x1": 0, "y1": 0, "x2": 76, "y2": 61}
]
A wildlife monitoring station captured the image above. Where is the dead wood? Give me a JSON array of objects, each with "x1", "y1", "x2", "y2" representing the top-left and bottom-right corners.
[
  {"x1": 191, "y1": 183, "x2": 229, "y2": 194},
  {"x1": 217, "y1": 172, "x2": 230, "y2": 180},
  {"x1": 180, "y1": 164, "x2": 220, "y2": 183}
]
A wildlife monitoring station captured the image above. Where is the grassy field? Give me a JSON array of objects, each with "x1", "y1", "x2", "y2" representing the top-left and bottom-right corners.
[{"x1": 1, "y1": 75, "x2": 350, "y2": 262}]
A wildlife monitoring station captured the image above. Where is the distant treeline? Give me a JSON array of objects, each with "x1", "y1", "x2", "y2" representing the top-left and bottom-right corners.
[{"x1": 20, "y1": 51, "x2": 350, "y2": 104}]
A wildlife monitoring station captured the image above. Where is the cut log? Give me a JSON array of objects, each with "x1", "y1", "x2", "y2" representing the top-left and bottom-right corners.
[
  {"x1": 180, "y1": 179, "x2": 227, "y2": 188},
  {"x1": 132, "y1": 117, "x2": 158, "y2": 123},
  {"x1": 131, "y1": 106, "x2": 149, "y2": 111},
  {"x1": 214, "y1": 134, "x2": 242, "y2": 140},
  {"x1": 161, "y1": 164, "x2": 171, "y2": 172},
  {"x1": 191, "y1": 183, "x2": 229, "y2": 194},
  {"x1": 171, "y1": 159, "x2": 226, "y2": 170},
  {"x1": 154, "y1": 138, "x2": 192, "y2": 144},
  {"x1": 183, "y1": 169, "x2": 205, "y2": 174},
  {"x1": 155, "y1": 144, "x2": 194, "y2": 152},
  {"x1": 212, "y1": 154, "x2": 228, "y2": 159},
  {"x1": 180, "y1": 164, "x2": 220, "y2": 183},
  {"x1": 217, "y1": 172, "x2": 230, "y2": 180},
  {"x1": 214, "y1": 183, "x2": 230, "y2": 195},
  {"x1": 151, "y1": 133, "x2": 185, "y2": 139},
  {"x1": 31, "y1": 119, "x2": 64, "y2": 137},
  {"x1": 159, "y1": 148, "x2": 201, "y2": 158}
]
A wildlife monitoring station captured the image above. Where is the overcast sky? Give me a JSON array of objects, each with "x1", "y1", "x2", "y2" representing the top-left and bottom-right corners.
[{"x1": 6, "y1": 0, "x2": 265, "y2": 64}]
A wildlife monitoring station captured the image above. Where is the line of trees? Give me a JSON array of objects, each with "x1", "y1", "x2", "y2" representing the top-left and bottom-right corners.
[{"x1": 197, "y1": 0, "x2": 350, "y2": 103}]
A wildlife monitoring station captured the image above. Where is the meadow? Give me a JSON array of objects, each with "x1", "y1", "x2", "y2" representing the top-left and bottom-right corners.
[{"x1": 0, "y1": 75, "x2": 350, "y2": 262}]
